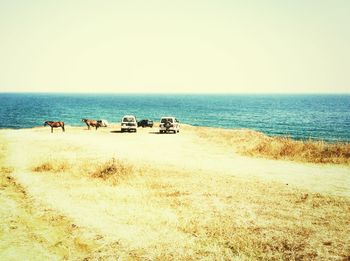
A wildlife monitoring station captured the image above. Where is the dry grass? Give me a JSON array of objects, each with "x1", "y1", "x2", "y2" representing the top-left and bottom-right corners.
[
  {"x1": 138, "y1": 167, "x2": 350, "y2": 260},
  {"x1": 191, "y1": 125, "x2": 350, "y2": 165},
  {"x1": 90, "y1": 158, "x2": 133, "y2": 185},
  {"x1": 0, "y1": 171, "x2": 103, "y2": 260},
  {"x1": 28, "y1": 155, "x2": 348, "y2": 260},
  {"x1": 1, "y1": 130, "x2": 349, "y2": 260},
  {"x1": 32, "y1": 159, "x2": 71, "y2": 173},
  {"x1": 0, "y1": 136, "x2": 102, "y2": 260},
  {"x1": 247, "y1": 136, "x2": 350, "y2": 164},
  {"x1": 31, "y1": 156, "x2": 133, "y2": 184}
]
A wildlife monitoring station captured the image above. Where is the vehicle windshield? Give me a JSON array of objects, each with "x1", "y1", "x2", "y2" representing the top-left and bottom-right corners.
[
  {"x1": 161, "y1": 118, "x2": 173, "y2": 123},
  {"x1": 123, "y1": 117, "x2": 135, "y2": 122}
]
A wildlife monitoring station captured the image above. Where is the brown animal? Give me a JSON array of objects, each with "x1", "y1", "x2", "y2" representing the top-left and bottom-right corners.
[
  {"x1": 82, "y1": 119, "x2": 101, "y2": 130},
  {"x1": 44, "y1": 121, "x2": 65, "y2": 133}
]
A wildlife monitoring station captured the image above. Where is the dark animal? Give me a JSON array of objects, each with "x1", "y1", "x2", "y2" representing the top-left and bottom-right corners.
[
  {"x1": 44, "y1": 121, "x2": 65, "y2": 133},
  {"x1": 82, "y1": 119, "x2": 101, "y2": 130}
]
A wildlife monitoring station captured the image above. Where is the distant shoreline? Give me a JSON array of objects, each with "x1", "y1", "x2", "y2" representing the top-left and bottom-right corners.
[
  {"x1": 1, "y1": 94, "x2": 349, "y2": 142},
  {"x1": 1, "y1": 91, "x2": 350, "y2": 95},
  {"x1": 1, "y1": 126, "x2": 349, "y2": 165},
  {"x1": 1, "y1": 124, "x2": 349, "y2": 144}
]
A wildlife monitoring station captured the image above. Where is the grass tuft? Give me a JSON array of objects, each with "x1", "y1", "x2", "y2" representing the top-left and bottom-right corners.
[
  {"x1": 0, "y1": 166, "x2": 13, "y2": 174},
  {"x1": 91, "y1": 158, "x2": 133, "y2": 185},
  {"x1": 32, "y1": 159, "x2": 71, "y2": 173}
]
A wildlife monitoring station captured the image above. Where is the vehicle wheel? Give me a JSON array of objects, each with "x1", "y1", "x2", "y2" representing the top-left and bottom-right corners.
[{"x1": 177, "y1": 130, "x2": 179, "y2": 133}]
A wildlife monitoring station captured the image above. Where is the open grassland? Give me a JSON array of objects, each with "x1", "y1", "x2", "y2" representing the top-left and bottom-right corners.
[
  {"x1": 189, "y1": 125, "x2": 350, "y2": 165},
  {"x1": 1, "y1": 127, "x2": 349, "y2": 260},
  {"x1": 15, "y1": 157, "x2": 350, "y2": 260}
]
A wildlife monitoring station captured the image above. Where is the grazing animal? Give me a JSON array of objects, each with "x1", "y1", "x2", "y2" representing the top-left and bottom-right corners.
[
  {"x1": 82, "y1": 119, "x2": 101, "y2": 130},
  {"x1": 44, "y1": 121, "x2": 65, "y2": 133}
]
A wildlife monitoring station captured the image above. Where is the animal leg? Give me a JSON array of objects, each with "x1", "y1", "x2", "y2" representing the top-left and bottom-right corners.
[{"x1": 51, "y1": 127, "x2": 53, "y2": 133}]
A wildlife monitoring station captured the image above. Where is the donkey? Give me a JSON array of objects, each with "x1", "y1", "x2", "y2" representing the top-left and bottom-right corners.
[{"x1": 44, "y1": 121, "x2": 65, "y2": 133}]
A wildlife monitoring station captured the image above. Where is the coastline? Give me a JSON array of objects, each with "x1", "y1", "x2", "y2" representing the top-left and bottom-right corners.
[
  {"x1": 2, "y1": 124, "x2": 349, "y2": 165},
  {"x1": 1, "y1": 93, "x2": 349, "y2": 142}
]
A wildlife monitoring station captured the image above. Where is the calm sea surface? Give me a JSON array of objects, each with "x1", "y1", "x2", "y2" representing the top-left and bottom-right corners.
[{"x1": 0, "y1": 93, "x2": 349, "y2": 142}]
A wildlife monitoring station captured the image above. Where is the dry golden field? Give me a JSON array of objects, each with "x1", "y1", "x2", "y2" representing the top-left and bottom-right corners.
[
  {"x1": 191, "y1": 125, "x2": 350, "y2": 165},
  {"x1": 0, "y1": 126, "x2": 349, "y2": 260}
]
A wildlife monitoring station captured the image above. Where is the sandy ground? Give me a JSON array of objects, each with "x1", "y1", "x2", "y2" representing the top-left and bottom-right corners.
[
  {"x1": 1, "y1": 125, "x2": 349, "y2": 259},
  {"x1": 2, "y1": 125, "x2": 349, "y2": 197}
]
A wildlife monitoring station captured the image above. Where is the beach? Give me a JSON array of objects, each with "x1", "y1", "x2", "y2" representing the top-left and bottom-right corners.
[
  {"x1": 2, "y1": 0, "x2": 350, "y2": 259},
  {"x1": 1, "y1": 125, "x2": 349, "y2": 260}
]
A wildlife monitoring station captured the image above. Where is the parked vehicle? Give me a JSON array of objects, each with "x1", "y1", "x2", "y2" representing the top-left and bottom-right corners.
[
  {"x1": 97, "y1": 119, "x2": 108, "y2": 127},
  {"x1": 138, "y1": 119, "x2": 154, "y2": 128},
  {"x1": 159, "y1": 117, "x2": 180, "y2": 133},
  {"x1": 121, "y1": 115, "x2": 137, "y2": 132}
]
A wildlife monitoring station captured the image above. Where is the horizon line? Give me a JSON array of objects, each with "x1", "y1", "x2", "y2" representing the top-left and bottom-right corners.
[{"x1": 0, "y1": 91, "x2": 350, "y2": 95}]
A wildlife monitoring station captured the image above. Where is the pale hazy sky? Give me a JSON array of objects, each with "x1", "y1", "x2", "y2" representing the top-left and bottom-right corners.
[{"x1": 0, "y1": 1, "x2": 349, "y2": 93}]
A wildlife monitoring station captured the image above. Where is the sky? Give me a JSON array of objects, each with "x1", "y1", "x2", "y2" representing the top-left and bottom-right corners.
[{"x1": 0, "y1": 0, "x2": 349, "y2": 93}]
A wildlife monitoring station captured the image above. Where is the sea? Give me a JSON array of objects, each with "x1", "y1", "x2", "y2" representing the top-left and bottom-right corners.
[{"x1": 0, "y1": 93, "x2": 349, "y2": 142}]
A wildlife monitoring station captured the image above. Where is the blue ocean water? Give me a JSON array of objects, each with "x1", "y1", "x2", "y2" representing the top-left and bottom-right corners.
[{"x1": 0, "y1": 93, "x2": 349, "y2": 142}]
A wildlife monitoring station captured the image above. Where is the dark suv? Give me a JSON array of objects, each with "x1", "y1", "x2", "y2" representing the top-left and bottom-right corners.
[{"x1": 137, "y1": 119, "x2": 154, "y2": 128}]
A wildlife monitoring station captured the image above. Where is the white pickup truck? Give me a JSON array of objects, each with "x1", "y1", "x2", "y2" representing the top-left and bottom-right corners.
[{"x1": 159, "y1": 117, "x2": 180, "y2": 134}]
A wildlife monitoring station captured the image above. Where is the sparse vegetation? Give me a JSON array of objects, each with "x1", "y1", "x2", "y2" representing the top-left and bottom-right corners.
[
  {"x1": 1, "y1": 128, "x2": 349, "y2": 260},
  {"x1": 191, "y1": 125, "x2": 350, "y2": 165},
  {"x1": 0, "y1": 136, "x2": 103, "y2": 260},
  {"x1": 0, "y1": 170, "x2": 104, "y2": 260},
  {"x1": 32, "y1": 159, "x2": 71, "y2": 173},
  {"x1": 91, "y1": 158, "x2": 133, "y2": 185},
  {"x1": 26, "y1": 159, "x2": 349, "y2": 260},
  {"x1": 142, "y1": 167, "x2": 350, "y2": 260},
  {"x1": 247, "y1": 136, "x2": 350, "y2": 164}
]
